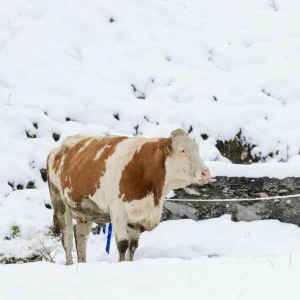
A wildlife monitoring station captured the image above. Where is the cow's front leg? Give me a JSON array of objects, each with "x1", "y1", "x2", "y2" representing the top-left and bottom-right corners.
[
  {"x1": 127, "y1": 239, "x2": 139, "y2": 261},
  {"x1": 112, "y1": 214, "x2": 130, "y2": 262},
  {"x1": 116, "y1": 239, "x2": 129, "y2": 262},
  {"x1": 126, "y1": 228, "x2": 141, "y2": 261}
]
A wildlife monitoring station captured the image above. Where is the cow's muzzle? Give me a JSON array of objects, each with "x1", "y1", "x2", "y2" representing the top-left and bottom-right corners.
[{"x1": 196, "y1": 169, "x2": 212, "y2": 184}]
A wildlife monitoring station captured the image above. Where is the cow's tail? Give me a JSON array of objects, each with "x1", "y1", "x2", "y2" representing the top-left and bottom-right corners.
[
  {"x1": 44, "y1": 199, "x2": 61, "y2": 235},
  {"x1": 52, "y1": 212, "x2": 61, "y2": 236}
]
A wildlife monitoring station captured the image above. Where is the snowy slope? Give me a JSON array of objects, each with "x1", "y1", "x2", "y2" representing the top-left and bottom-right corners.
[
  {"x1": 1, "y1": 1, "x2": 300, "y2": 291},
  {"x1": 1, "y1": 0, "x2": 300, "y2": 198}
]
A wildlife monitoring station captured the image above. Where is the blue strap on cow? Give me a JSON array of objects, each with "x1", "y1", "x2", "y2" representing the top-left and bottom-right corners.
[{"x1": 105, "y1": 223, "x2": 113, "y2": 254}]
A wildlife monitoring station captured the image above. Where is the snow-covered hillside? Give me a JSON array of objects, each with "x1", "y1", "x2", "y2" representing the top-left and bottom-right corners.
[
  {"x1": 1, "y1": 0, "x2": 300, "y2": 197},
  {"x1": 1, "y1": 1, "x2": 300, "y2": 296}
]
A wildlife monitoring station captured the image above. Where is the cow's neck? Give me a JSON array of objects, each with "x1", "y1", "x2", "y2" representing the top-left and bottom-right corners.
[{"x1": 162, "y1": 162, "x2": 191, "y2": 198}]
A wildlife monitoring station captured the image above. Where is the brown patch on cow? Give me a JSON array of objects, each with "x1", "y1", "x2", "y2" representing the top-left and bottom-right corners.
[
  {"x1": 119, "y1": 138, "x2": 172, "y2": 206},
  {"x1": 60, "y1": 136, "x2": 128, "y2": 202}
]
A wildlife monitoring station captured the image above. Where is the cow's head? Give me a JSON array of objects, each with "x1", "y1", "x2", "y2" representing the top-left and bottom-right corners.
[{"x1": 159, "y1": 128, "x2": 211, "y2": 184}]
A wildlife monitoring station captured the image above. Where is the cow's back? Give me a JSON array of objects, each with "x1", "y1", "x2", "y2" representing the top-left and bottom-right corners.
[{"x1": 47, "y1": 134, "x2": 128, "y2": 198}]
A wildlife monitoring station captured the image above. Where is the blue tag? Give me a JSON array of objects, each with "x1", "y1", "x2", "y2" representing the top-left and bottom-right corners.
[{"x1": 105, "y1": 223, "x2": 113, "y2": 254}]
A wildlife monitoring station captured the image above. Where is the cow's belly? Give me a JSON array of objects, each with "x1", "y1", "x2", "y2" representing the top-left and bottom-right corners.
[
  {"x1": 66, "y1": 196, "x2": 111, "y2": 226},
  {"x1": 125, "y1": 194, "x2": 164, "y2": 231}
]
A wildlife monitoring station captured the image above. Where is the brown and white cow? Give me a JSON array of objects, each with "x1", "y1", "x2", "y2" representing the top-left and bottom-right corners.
[{"x1": 47, "y1": 128, "x2": 211, "y2": 264}]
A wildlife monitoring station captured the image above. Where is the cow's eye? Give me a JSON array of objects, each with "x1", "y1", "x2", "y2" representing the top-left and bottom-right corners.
[{"x1": 180, "y1": 149, "x2": 185, "y2": 153}]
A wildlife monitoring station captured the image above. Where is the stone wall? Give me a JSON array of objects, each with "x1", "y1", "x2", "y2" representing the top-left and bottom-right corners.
[{"x1": 162, "y1": 176, "x2": 300, "y2": 227}]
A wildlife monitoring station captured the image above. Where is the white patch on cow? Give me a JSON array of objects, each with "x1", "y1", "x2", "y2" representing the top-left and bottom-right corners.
[
  {"x1": 47, "y1": 147, "x2": 65, "y2": 196},
  {"x1": 94, "y1": 145, "x2": 111, "y2": 160},
  {"x1": 63, "y1": 187, "x2": 73, "y2": 204},
  {"x1": 79, "y1": 138, "x2": 94, "y2": 153},
  {"x1": 125, "y1": 193, "x2": 164, "y2": 231}
]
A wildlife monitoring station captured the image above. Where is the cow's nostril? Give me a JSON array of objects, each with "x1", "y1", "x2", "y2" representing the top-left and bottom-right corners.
[
  {"x1": 195, "y1": 169, "x2": 211, "y2": 181},
  {"x1": 202, "y1": 170, "x2": 211, "y2": 179}
]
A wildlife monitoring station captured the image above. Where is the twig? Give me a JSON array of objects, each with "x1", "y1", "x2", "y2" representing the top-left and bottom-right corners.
[
  {"x1": 27, "y1": 233, "x2": 56, "y2": 263},
  {"x1": 270, "y1": 0, "x2": 278, "y2": 11},
  {"x1": 5, "y1": 92, "x2": 12, "y2": 106}
]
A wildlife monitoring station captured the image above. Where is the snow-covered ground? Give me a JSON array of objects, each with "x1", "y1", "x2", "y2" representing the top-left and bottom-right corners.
[
  {"x1": 2, "y1": 215, "x2": 300, "y2": 300},
  {"x1": 1, "y1": 0, "x2": 300, "y2": 298},
  {"x1": 3, "y1": 256, "x2": 300, "y2": 300}
]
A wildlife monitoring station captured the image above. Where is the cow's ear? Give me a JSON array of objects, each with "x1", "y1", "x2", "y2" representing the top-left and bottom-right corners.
[
  {"x1": 158, "y1": 139, "x2": 172, "y2": 156},
  {"x1": 160, "y1": 145, "x2": 170, "y2": 155}
]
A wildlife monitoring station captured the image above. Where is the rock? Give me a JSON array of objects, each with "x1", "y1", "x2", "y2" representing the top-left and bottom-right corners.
[
  {"x1": 16, "y1": 184, "x2": 24, "y2": 190},
  {"x1": 40, "y1": 169, "x2": 47, "y2": 182},
  {"x1": 183, "y1": 187, "x2": 201, "y2": 196},
  {"x1": 278, "y1": 189, "x2": 288, "y2": 195},
  {"x1": 161, "y1": 176, "x2": 300, "y2": 227},
  {"x1": 52, "y1": 133, "x2": 60, "y2": 141},
  {"x1": 26, "y1": 181, "x2": 35, "y2": 189},
  {"x1": 258, "y1": 192, "x2": 269, "y2": 198},
  {"x1": 26, "y1": 130, "x2": 36, "y2": 138}
]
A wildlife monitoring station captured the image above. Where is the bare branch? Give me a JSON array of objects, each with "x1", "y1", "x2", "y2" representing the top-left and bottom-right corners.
[{"x1": 269, "y1": 0, "x2": 278, "y2": 11}]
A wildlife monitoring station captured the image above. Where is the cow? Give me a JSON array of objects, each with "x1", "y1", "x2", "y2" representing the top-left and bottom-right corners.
[{"x1": 47, "y1": 128, "x2": 211, "y2": 264}]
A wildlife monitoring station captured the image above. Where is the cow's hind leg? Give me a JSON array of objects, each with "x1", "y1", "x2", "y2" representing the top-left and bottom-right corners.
[
  {"x1": 74, "y1": 219, "x2": 92, "y2": 263},
  {"x1": 61, "y1": 206, "x2": 74, "y2": 265},
  {"x1": 48, "y1": 183, "x2": 73, "y2": 264}
]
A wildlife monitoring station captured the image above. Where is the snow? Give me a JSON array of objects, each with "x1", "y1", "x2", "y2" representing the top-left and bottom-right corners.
[
  {"x1": 207, "y1": 161, "x2": 300, "y2": 179},
  {"x1": 1, "y1": 0, "x2": 300, "y2": 297},
  {"x1": 2, "y1": 216, "x2": 300, "y2": 299},
  {"x1": 2, "y1": 258, "x2": 300, "y2": 300},
  {"x1": 1, "y1": 0, "x2": 300, "y2": 199}
]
